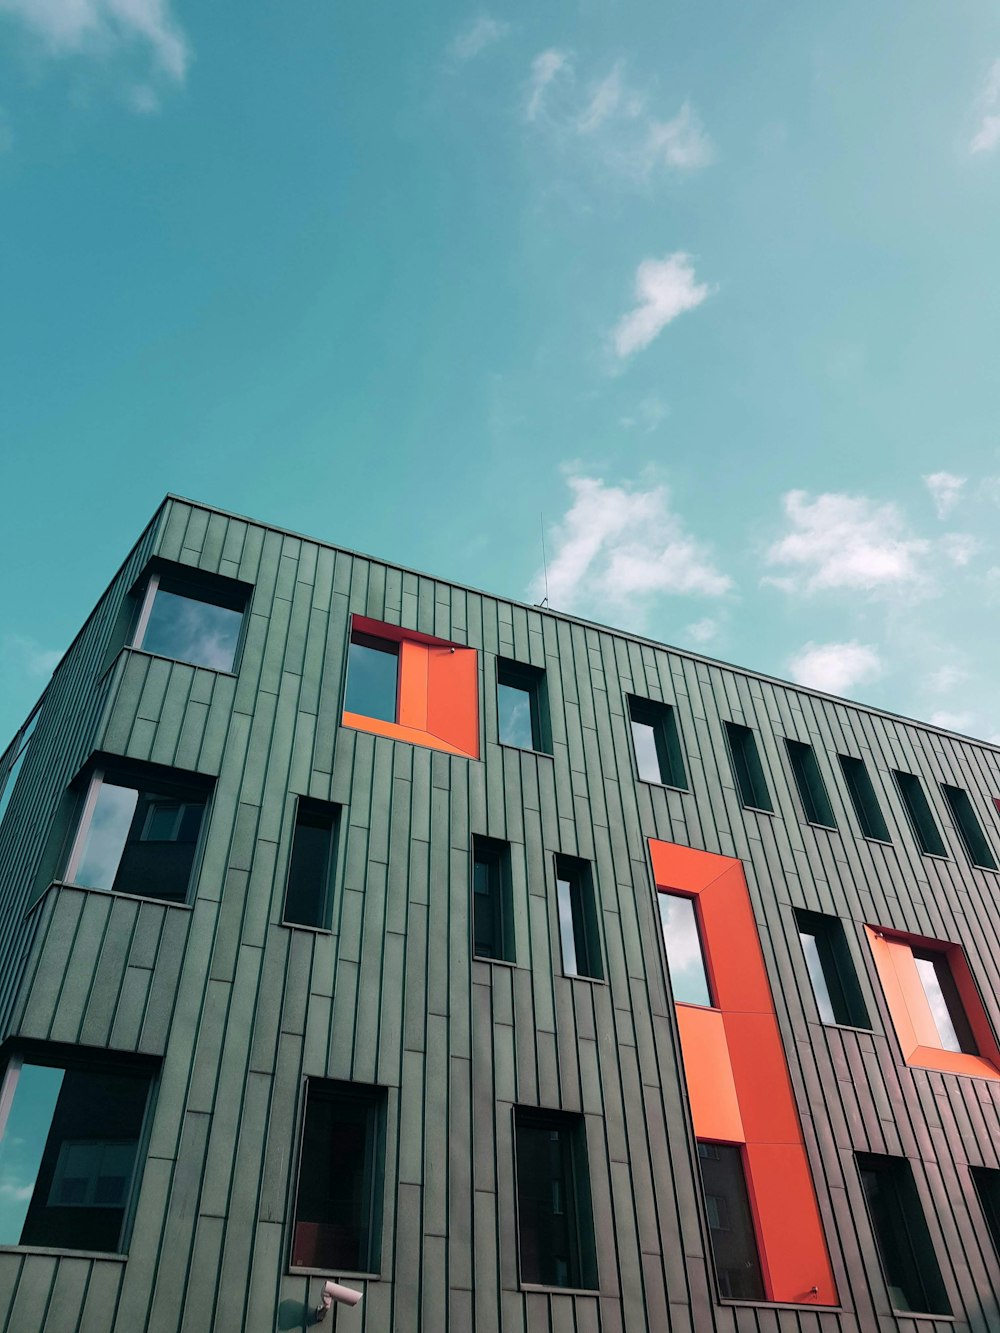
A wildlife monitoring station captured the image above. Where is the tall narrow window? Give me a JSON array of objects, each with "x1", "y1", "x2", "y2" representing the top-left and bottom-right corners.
[
  {"x1": 497, "y1": 659, "x2": 549, "y2": 753},
  {"x1": 892, "y1": 770, "x2": 947, "y2": 857},
  {"x1": 0, "y1": 706, "x2": 40, "y2": 834},
  {"x1": 857, "y1": 1154, "x2": 951, "y2": 1315},
  {"x1": 911, "y1": 949, "x2": 977, "y2": 1054},
  {"x1": 785, "y1": 740, "x2": 836, "y2": 828},
  {"x1": 345, "y1": 633, "x2": 399, "y2": 723},
  {"x1": 697, "y1": 1143, "x2": 765, "y2": 1300},
  {"x1": 133, "y1": 570, "x2": 247, "y2": 673},
  {"x1": 795, "y1": 909, "x2": 870, "y2": 1028},
  {"x1": 724, "y1": 722, "x2": 773, "y2": 812},
  {"x1": 554, "y1": 855, "x2": 602, "y2": 981},
  {"x1": 657, "y1": 892, "x2": 712, "y2": 1006},
  {"x1": 627, "y1": 696, "x2": 687, "y2": 788},
  {"x1": 970, "y1": 1167, "x2": 1000, "y2": 1260},
  {"x1": 838, "y1": 755, "x2": 890, "y2": 842},
  {"x1": 940, "y1": 784, "x2": 997, "y2": 870},
  {"x1": 472, "y1": 836, "x2": 513, "y2": 962},
  {"x1": 0, "y1": 1054, "x2": 152, "y2": 1253},
  {"x1": 514, "y1": 1108, "x2": 596, "y2": 1290},
  {"x1": 292, "y1": 1081, "x2": 384, "y2": 1273},
  {"x1": 283, "y1": 800, "x2": 339, "y2": 929}
]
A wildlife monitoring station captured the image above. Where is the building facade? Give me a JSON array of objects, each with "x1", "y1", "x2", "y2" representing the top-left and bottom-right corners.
[{"x1": 0, "y1": 494, "x2": 998, "y2": 1333}]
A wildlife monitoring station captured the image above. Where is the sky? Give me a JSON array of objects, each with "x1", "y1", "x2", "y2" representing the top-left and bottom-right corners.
[{"x1": 4, "y1": 1, "x2": 1000, "y2": 746}]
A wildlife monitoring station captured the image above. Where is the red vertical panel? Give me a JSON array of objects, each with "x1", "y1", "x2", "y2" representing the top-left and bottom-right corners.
[{"x1": 426, "y1": 645, "x2": 479, "y2": 759}]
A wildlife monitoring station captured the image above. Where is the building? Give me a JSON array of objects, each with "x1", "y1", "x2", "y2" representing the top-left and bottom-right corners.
[{"x1": 0, "y1": 493, "x2": 998, "y2": 1333}]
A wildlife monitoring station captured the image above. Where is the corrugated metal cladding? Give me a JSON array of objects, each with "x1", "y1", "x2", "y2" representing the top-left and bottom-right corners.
[{"x1": 0, "y1": 493, "x2": 998, "y2": 1333}]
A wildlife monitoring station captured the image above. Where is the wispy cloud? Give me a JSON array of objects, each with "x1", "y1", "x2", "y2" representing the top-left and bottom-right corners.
[
  {"x1": 928, "y1": 709, "x2": 975, "y2": 733},
  {"x1": 612, "y1": 253, "x2": 713, "y2": 360},
  {"x1": 927, "y1": 664, "x2": 969, "y2": 693},
  {"x1": 788, "y1": 641, "x2": 884, "y2": 696},
  {"x1": 2, "y1": 635, "x2": 62, "y2": 680},
  {"x1": 923, "y1": 471, "x2": 966, "y2": 518},
  {"x1": 448, "y1": 14, "x2": 509, "y2": 62},
  {"x1": 525, "y1": 49, "x2": 570, "y2": 122},
  {"x1": 620, "y1": 394, "x2": 668, "y2": 432},
  {"x1": 534, "y1": 473, "x2": 732, "y2": 616},
  {"x1": 685, "y1": 617, "x2": 718, "y2": 645},
  {"x1": 970, "y1": 59, "x2": 1000, "y2": 154},
  {"x1": 642, "y1": 102, "x2": 713, "y2": 170}
]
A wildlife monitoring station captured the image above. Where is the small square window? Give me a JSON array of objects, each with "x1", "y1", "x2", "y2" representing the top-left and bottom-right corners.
[
  {"x1": 857, "y1": 1153, "x2": 951, "y2": 1315},
  {"x1": 627, "y1": 696, "x2": 687, "y2": 788},
  {"x1": 892, "y1": 770, "x2": 947, "y2": 857},
  {"x1": 697, "y1": 1142, "x2": 765, "y2": 1301},
  {"x1": 785, "y1": 739, "x2": 836, "y2": 828},
  {"x1": 514, "y1": 1107, "x2": 597, "y2": 1289},
  {"x1": 554, "y1": 855, "x2": 602, "y2": 980},
  {"x1": 497, "y1": 660, "x2": 549, "y2": 753},
  {"x1": 283, "y1": 799, "x2": 340, "y2": 929},
  {"x1": 940, "y1": 783, "x2": 997, "y2": 870},
  {"x1": 472, "y1": 836, "x2": 514, "y2": 962},
  {"x1": 345, "y1": 633, "x2": 399, "y2": 724},
  {"x1": 838, "y1": 755, "x2": 891, "y2": 842},
  {"x1": 723, "y1": 722, "x2": 773, "y2": 812},
  {"x1": 133, "y1": 569, "x2": 248, "y2": 673},
  {"x1": 657, "y1": 890, "x2": 712, "y2": 1007},
  {"x1": 795, "y1": 909, "x2": 870, "y2": 1028}
]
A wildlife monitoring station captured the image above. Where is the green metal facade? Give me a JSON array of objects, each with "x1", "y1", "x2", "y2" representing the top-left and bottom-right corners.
[{"x1": 0, "y1": 494, "x2": 998, "y2": 1332}]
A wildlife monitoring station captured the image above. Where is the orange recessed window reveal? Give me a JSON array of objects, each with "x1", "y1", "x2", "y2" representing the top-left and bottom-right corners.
[
  {"x1": 341, "y1": 615, "x2": 480, "y2": 760},
  {"x1": 649, "y1": 837, "x2": 838, "y2": 1308},
  {"x1": 865, "y1": 926, "x2": 1000, "y2": 1081}
]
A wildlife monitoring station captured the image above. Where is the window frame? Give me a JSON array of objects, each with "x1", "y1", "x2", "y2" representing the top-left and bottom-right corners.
[
  {"x1": 892, "y1": 770, "x2": 948, "y2": 858},
  {"x1": 281, "y1": 797, "x2": 341, "y2": 931},
  {"x1": 696, "y1": 1140, "x2": 766, "y2": 1303},
  {"x1": 838, "y1": 754, "x2": 891, "y2": 843},
  {"x1": 131, "y1": 568, "x2": 250, "y2": 676},
  {"x1": 794, "y1": 909, "x2": 870, "y2": 1029},
  {"x1": 784, "y1": 739, "x2": 837, "y2": 829},
  {"x1": 471, "y1": 835, "x2": 515, "y2": 964},
  {"x1": 856, "y1": 1153, "x2": 951, "y2": 1316},
  {"x1": 970, "y1": 1166, "x2": 1000, "y2": 1262},
  {"x1": 512, "y1": 1105, "x2": 598, "y2": 1292},
  {"x1": 723, "y1": 722, "x2": 774, "y2": 813},
  {"x1": 657, "y1": 889, "x2": 714, "y2": 1008},
  {"x1": 626, "y1": 695, "x2": 688, "y2": 790},
  {"x1": 496, "y1": 659, "x2": 551, "y2": 755},
  {"x1": 344, "y1": 631, "x2": 401, "y2": 726},
  {"x1": 940, "y1": 783, "x2": 998, "y2": 871},
  {"x1": 553, "y1": 854, "x2": 603, "y2": 982}
]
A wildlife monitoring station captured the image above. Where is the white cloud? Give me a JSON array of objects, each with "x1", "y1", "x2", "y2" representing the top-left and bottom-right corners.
[
  {"x1": 788, "y1": 641, "x2": 884, "y2": 696},
  {"x1": 685, "y1": 617, "x2": 718, "y2": 645},
  {"x1": 620, "y1": 394, "x2": 668, "y2": 432},
  {"x1": 928, "y1": 665, "x2": 968, "y2": 693},
  {"x1": 0, "y1": 0, "x2": 189, "y2": 83},
  {"x1": 940, "y1": 532, "x2": 978, "y2": 566},
  {"x1": 525, "y1": 49, "x2": 570, "y2": 122},
  {"x1": 3, "y1": 634, "x2": 62, "y2": 679},
  {"x1": 612, "y1": 253, "x2": 713, "y2": 360},
  {"x1": 923, "y1": 471, "x2": 966, "y2": 518},
  {"x1": 534, "y1": 474, "x2": 732, "y2": 614},
  {"x1": 970, "y1": 59, "x2": 1000, "y2": 154},
  {"x1": 448, "y1": 14, "x2": 508, "y2": 62},
  {"x1": 642, "y1": 101, "x2": 713, "y2": 170},
  {"x1": 929, "y1": 709, "x2": 974, "y2": 733},
  {"x1": 577, "y1": 60, "x2": 626, "y2": 133}
]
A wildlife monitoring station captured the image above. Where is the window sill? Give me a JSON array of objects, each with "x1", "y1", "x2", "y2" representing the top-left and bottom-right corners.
[
  {"x1": 918, "y1": 851, "x2": 951, "y2": 862},
  {"x1": 0, "y1": 1244, "x2": 127, "y2": 1262},
  {"x1": 968, "y1": 861, "x2": 999, "y2": 874},
  {"x1": 289, "y1": 1267, "x2": 379, "y2": 1280},
  {"x1": 27, "y1": 880, "x2": 195, "y2": 918},
  {"x1": 718, "y1": 1298, "x2": 841, "y2": 1312},
  {"x1": 637, "y1": 778, "x2": 690, "y2": 794},
  {"x1": 740, "y1": 805, "x2": 776, "y2": 816},
  {"x1": 126, "y1": 646, "x2": 238, "y2": 679},
  {"x1": 821, "y1": 1021, "x2": 875, "y2": 1035},
  {"x1": 519, "y1": 1283, "x2": 600, "y2": 1296},
  {"x1": 499, "y1": 743, "x2": 554, "y2": 760},
  {"x1": 561, "y1": 972, "x2": 607, "y2": 986},
  {"x1": 888, "y1": 1312, "x2": 954, "y2": 1322},
  {"x1": 473, "y1": 955, "x2": 519, "y2": 968},
  {"x1": 805, "y1": 821, "x2": 838, "y2": 832},
  {"x1": 280, "y1": 920, "x2": 334, "y2": 936},
  {"x1": 862, "y1": 836, "x2": 893, "y2": 847}
]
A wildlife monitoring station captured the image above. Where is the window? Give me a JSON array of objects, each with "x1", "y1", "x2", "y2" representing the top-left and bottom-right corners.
[
  {"x1": 64, "y1": 765, "x2": 209, "y2": 904},
  {"x1": 940, "y1": 784, "x2": 997, "y2": 870},
  {"x1": 724, "y1": 722, "x2": 773, "y2": 812},
  {"x1": 497, "y1": 659, "x2": 549, "y2": 753},
  {"x1": 132, "y1": 569, "x2": 247, "y2": 673},
  {"x1": 472, "y1": 836, "x2": 514, "y2": 962},
  {"x1": 970, "y1": 1167, "x2": 1000, "y2": 1260},
  {"x1": 697, "y1": 1143, "x2": 765, "y2": 1301},
  {"x1": 554, "y1": 855, "x2": 602, "y2": 980},
  {"x1": 838, "y1": 755, "x2": 890, "y2": 842},
  {"x1": 911, "y1": 949, "x2": 977, "y2": 1054},
  {"x1": 795, "y1": 909, "x2": 870, "y2": 1028},
  {"x1": 0, "y1": 1053, "x2": 152, "y2": 1253},
  {"x1": 345, "y1": 633, "x2": 399, "y2": 723},
  {"x1": 292, "y1": 1081, "x2": 384, "y2": 1273},
  {"x1": 283, "y1": 799, "x2": 339, "y2": 929},
  {"x1": 892, "y1": 770, "x2": 947, "y2": 857},
  {"x1": 857, "y1": 1154, "x2": 951, "y2": 1315},
  {"x1": 785, "y1": 740, "x2": 836, "y2": 828},
  {"x1": 627, "y1": 696, "x2": 687, "y2": 788},
  {"x1": 657, "y1": 891, "x2": 712, "y2": 1006},
  {"x1": 514, "y1": 1108, "x2": 596, "y2": 1289},
  {"x1": 0, "y1": 706, "x2": 40, "y2": 834}
]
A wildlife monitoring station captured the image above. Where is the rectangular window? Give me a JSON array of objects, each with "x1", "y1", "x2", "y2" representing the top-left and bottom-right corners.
[
  {"x1": 657, "y1": 891, "x2": 712, "y2": 1006},
  {"x1": 133, "y1": 570, "x2": 247, "y2": 673},
  {"x1": 970, "y1": 1167, "x2": 1000, "y2": 1260},
  {"x1": 554, "y1": 855, "x2": 602, "y2": 981},
  {"x1": 940, "y1": 784, "x2": 997, "y2": 870},
  {"x1": 497, "y1": 660, "x2": 549, "y2": 753},
  {"x1": 911, "y1": 949, "x2": 977, "y2": 1054},
  {"x1": 892, "y1": 770, "x2": 947, "y2": 857},
  {"x1": 64, "y1": 766, "x2": 209, "y2": 904},
  {"x1": 283, "y1": 799, "x2": 339, "y2": 929},
  {"x1": 514, "y1": 1108, "x2": 596, "y2": 1289},
  {"x1": 627, "y1": 696, "x2": 687, "y2": 788},
  {"x1": 785, "y1": 739, "x2": 836, "y2": 828},
  {"x1": 857, "y1": 1154, "x2": 951, "y2": 1315},
  {"x1": 697, "y1": 1142, "x2": 765, "y2": 1301},
  {"x1": 0, "y1": 706, "x2": 40, "y2": 835},
  {"x1": 724, "y1": 722, "x2": 773, "y2": 812},
  {"x1": 0, "y1": 1054, "x2": 152, "y2": 1253},
  {"x1": 472, "y1": 836, "x2": 514, "y2": 962},
  {"x1": 795, "y1": 909, "x2": 870, "y2": 1028},
  {"x1": 292, "y1": 1081, "x2": 384, "y2": 1273},
  {"x1": 345, "y1": 633, "x2": 399, "y2": 723},
  {"x1": 838, "y1": 755, "x2": 890, "y2": 842}
]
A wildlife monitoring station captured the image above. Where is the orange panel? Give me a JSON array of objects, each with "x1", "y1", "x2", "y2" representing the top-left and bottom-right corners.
[
  {"x1": 908, "y1": 1046, "x2": 1000, "y2": 1080},
  {"x1": 675, "y1": 1005, "x2": 744, "y2": 1143},
  {"x1": 698, "y1": 868, "x2": 773, "y2": 1015},
  {"x1": 426, "y1": 645, "x2": 480, "y2": 759},
  {"x1": 745, "y1": 1143, "x2": 838, "y2": 1305},
  {"x1": 397, "y1": 641, "x2": 429, "y2": 731},
  {"x1": 649, "y1": 840, "x2": 735, "y2": 895},
  {"x1": 886, "y1": 939, "x2": 940, "y2": 1049},
  {"x1": 723, "y1": 1012, "x2": 800, "y2": 1145},
  {"x1": 866, "y1": 927, "x2": 919, "y2": 1057},
  {"x1": 341, "y1": 711, "x2": 471, "y2": 758}
]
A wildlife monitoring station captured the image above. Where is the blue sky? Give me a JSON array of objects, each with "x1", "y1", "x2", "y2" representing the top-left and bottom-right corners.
[{"x1": 4, "y1": 1, "x2": 1000, "y2": 746}]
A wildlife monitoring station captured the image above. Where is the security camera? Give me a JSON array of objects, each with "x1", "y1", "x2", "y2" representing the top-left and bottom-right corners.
[{"x1": 314, "y1": 1280, "x2": 363, "y2": 1321}]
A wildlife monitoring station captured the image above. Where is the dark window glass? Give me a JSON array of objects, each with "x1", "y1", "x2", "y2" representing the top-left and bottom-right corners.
[
  {"x1": 794, "y1": 909, "x2": 870, "y2": 1028},
  {"x1": 627, "y1": 696, "x2": 687, "y2": 788},
  {"x1": 785, "y1": 740, "x2": 836, "y2": 827},
  {"x1": 515, "y1": 1108, "x2": 596, "y2": 1289},
  {"x1": 138, "y1": 575, "x2": 245, "y2": 672},
  {"x1": 472, "y1": 836, "x2": 513, "y2": 962},
  {"x1": 857, "y1": 1154, "x2": 951, "y2": 1315},
  {"x1": 0, "y1": 1058, "x2": 150, "y2": 1253},
  {"x1": 970, "y1": 1167, "x2": 1000, "y2": 1260},
  {"x1": 892, "y1": 771, "x2": 947, "y2": 857},
  {"x1": 912, "y1": 949, "x2": 977, "y2": 1055},
  {"x1": 697, "y1": 1142, "x2": 765, "y2": 1300},
  {"x1": 940, "y1": 784, "x2": 997, "y2": 870},
  {"x1": 345, "y1": 633, "x2": 399, "y2": 723},
  {"x1": 724, "y1": 722, "x2": 773, "y2": 812},
  {"x1": 555, "y1": 856, "x2": 602, "y2": 980},
  {"x1": 68, "y1": 769, "x2": 208, "y2": 904},
  {"x1": 293, "y1": 1081, "x2": 384, "y2": 1273},
  {"x1": 283, "y1": 800, "x2": 339, "y2": 928},
  {"x1": 0, "y1": 708, "x2": 40, "y2": 835},
  {"x1": 497, "y1": 660, "x2": 548, "y2": 753},
  {"x1": 658, "y1": 892, "x2": 712, "y2": 1006},
  {"x1": 838, "y1": 755, "x2": 891, "y2": 841}
]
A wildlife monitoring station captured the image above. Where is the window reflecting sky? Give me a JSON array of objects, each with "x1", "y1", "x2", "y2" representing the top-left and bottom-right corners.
[
  {"x1": 74, "y1": 781, "x2": 137, "y2": 890},
  {"x1": 914, "y1": 956, "x2": 963, "y2": 1052},
  {"x1": 345, "y1": 638, "x2": 398, "y2": 722},
  {"x1": 498, "y1": 683, "x2": 533, "y2": 749},
  {"x1": 658, "y1": 893, "x2": 712, "y2": 1006},
  {"x1": 800, "y1": 932, "x2": 836, "y2": 1024},
  {"x1": 557, "y1": 878, "x2": 579, "y2": 976},
  {"x1": 141, "y1": 589, "x2": 242, "y2": 672},
  {"x1": 0, "y1": 1064, "x2": 63, "y2": 1244},
  {"x1": 631, "y1": 718, "x2": 661, "y2": 783}
]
